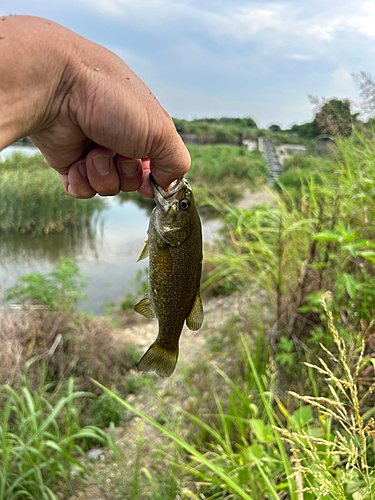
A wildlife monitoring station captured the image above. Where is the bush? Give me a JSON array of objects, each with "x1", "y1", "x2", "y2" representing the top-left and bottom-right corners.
[{"x1": 5, "y1": 258, "x2": 87, "y2": 312}]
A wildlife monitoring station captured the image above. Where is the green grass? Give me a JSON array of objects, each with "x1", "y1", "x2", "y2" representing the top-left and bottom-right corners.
[
  {"x1": 187, "y1": 144, "x2": 267, "y2": 184},
  {"x1": 185, "y1": 144, "x2": 268, "y2": 209},
  {"x1": 5, "y1": 258, "x2": 88, "y2": 312},
  {"x1": 0, "y1": 153, "x2": 106, "y2": 234},
  {"x1": 206, "y1": 133, "x2": 375, "y2": 339},
  {"x1": 0, "y1": 362, "x2": 114, "y2": 500}
]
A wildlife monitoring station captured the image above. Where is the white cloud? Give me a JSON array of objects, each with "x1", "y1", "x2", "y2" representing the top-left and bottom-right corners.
[
  {"x1": 332, "y1": 68, "x2": 357, "y2": 97},
  {"x1": 327, "y1": 69, "x2": 360, "y2": 111},
  {"x1": 84, "y1": 0, "x2": 375, "y2": 47},
  {"x1": 349, "y1": 2, "x2": 375, "y2": 37},
  {"x1": 288, "y1": 54, "x2": 313, "y2": 61}
]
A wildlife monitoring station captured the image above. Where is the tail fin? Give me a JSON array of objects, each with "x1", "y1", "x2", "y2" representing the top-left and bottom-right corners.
[{"x1": 137, "y1": 342, "x2": 178, "y2": 377}]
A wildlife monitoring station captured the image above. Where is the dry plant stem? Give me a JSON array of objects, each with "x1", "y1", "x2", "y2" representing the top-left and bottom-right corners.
[
  {"x1": 322, "y1": 295, "x2": 368, "y2": 469},
  {"x1": 0, "y1": 284, "x2": 14, "y2": 334},
  {"x1": 281, "y1": 290, "x2": 373, "y2": 498}
]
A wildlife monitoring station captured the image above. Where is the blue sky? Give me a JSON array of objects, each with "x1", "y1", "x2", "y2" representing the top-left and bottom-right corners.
[{"x1": 2, "y1": 0, "x2": 374, "y2": 128}]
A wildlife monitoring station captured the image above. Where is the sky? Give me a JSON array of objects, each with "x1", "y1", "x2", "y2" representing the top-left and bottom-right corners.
[{"x1": 2, "y1": 0, "x2": 375, "y2": 128}]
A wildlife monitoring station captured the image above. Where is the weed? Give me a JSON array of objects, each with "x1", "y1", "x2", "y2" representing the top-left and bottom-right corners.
[
  {"x1": 5, "y1": 258, "x2": 87, "y2": 312},
  {"x1": 277, "y1": 293, "x2": 375, "y2": 499},
  {"x1": 88, "y1": 389, "x2": 125, "y2": 427}
]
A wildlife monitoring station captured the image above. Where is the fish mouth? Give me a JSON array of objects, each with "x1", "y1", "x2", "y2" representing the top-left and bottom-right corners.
[{"x1": 150, "y1": 174, "x2": 184, "y2": 203}]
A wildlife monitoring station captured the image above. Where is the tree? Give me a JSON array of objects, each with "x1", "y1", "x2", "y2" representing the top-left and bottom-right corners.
[
  {"x1": 309, "y1": 97, "x2": 358, "y2": 137},
  {"x1": 269, "y1": 124, "x2": 281, "y2": 132},
  {"x1": 289, "y1": 121, "x2": 320, "y2": 139},
  {"x1": 352, "y1": 71, "x2": 375, "y2": 117}
]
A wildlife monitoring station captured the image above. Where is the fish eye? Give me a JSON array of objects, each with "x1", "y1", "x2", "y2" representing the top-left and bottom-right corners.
[{"x1": 179, "y1": 199, "x2": 190, "y2": 211}]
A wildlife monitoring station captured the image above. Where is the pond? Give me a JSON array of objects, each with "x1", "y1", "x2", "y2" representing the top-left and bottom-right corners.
[{"x1": 0, "y1": 145, "x2": 221, "y2": 314}]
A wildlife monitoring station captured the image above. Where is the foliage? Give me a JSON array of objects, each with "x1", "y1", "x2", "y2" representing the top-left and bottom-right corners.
[
  {"x1": 95, "y1": 287, "x2": 375, "y2": 499},
  {"x1": 0, "y1": 363, "x2": 112, "y2": 500},
  {"x1": 173, "y1": 117, "x2": 258, "y2": 144},
  {"x1": 276, "y1": 152, "x2": 335, "y2": 200},
  {"x1": 287, "y1": 120, "x2": 320, "y2": 140},
  {"x1": 281, "y1": 152, "x2": 334, "y2": 174},
  {"x1": 185, "y1": 144, "x2": 268, "y2": 209},
  {"x1": 205, "y1": 133, "x2": 375, "y2": 388},
  {"x1": 278, "y1": 294, "x2": 375, "y2": 499},
  {"x1": 0, "y1": 153, "x2": 105, "y2": 234},
  {"x1": 352, "y1": 70, "x2": 375, "y2": 117},
  {"x1": 310, "y1": 97, "x2": 358, "y2": 137},
  {"x1": 187, "y1": 144, "x2": 267, "y2": 184},
  {"x1": 5, "y1": 258, "x2": 87, "y2": 312}
]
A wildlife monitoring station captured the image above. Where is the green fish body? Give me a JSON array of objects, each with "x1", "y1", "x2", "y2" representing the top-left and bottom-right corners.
[{"x1": 134, "y1": 175, "x2": 204, "y2": 377}]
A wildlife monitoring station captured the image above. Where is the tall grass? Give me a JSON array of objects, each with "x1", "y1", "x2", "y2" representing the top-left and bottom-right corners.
[
  {"x1": 206, "y1": 133, "x2": 375, "y2": 348},
  {"x1": 0, "y1": 153, "x2": 105, "y2": 234},
  {"x1": 93, "y1": 292, "x2": 375, "y2": 499},
  {"x1": 278, "y1": 293, "x2": 375, "y2": 499},
  {"x1": 187, "y1": 144, "x2": 267, "y2": 185},
  {"x1": 0, "y1": 360, "x2": 112, "y2": 500},
  {"x1": 185, "y1": 144, "x2": 268, "y2": 208}
]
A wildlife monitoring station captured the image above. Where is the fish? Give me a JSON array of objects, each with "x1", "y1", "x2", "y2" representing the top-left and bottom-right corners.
[{"x1": 134, "y1": 174, "x2": 204, "y2": 377}]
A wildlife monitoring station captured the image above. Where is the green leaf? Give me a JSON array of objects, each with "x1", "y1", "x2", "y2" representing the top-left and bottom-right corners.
[
  {"x1": 313, "y1": 231, "x2": 340, "y2": 242},
  {"x1": 358, "y1": 250, "x2": 375, "y2": 264},
  {"x1": 243, "y1": 444, "x2": 265, "y2": 461},
  {"x1": 249, "y1": 419, "x2": 275, "y2": 444},
  {"x1": 290, "y1": 406, "x2": 313, "y2": 428},
  {"x1": 343, "y1": 273, "x2": 357, "y2": 299}
]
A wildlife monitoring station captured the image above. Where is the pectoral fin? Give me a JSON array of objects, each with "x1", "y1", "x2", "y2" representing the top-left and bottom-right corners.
[
  {"x1": 137, "y1": 238, "x2": 149, "y2": 262},
  {"x1": 186, "y1": 289, "x2": 204, "y2": 331},
  {"x1": 134, "y1": 294, "x2": 155, "y2": 319}
]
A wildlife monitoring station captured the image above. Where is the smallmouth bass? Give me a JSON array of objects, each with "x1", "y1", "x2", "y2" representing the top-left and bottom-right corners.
[{"x1": 134, "y1": 174, "x2": 204, "y2": 377}]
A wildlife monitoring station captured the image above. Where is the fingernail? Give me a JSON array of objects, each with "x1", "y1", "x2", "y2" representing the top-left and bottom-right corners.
[
  {"x1": 92, "y1": 154, "x2": 110, "y2": 175},
  {"x1": 77, "y1": 160, "x2": 87, "y2": 177},
  {"x1": 120, "y1": 160, "x2": 138, "y2": 176}
]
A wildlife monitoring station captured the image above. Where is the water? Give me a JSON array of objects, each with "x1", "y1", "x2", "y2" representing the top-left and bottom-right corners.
[{"x1": 0, "y1": 145, "x2": 221, "y2": 314}]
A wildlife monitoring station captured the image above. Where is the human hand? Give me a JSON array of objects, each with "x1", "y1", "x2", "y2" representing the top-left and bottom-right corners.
[{"x1": 0, "y1": 15, "x2": 190, "y2": 198}]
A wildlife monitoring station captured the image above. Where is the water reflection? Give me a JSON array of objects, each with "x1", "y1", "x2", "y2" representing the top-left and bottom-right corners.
[
  {"x1": 0, "y1": 222, "x2": 101, "y2": 265},
  {"x1": 0, "y1": 199, "x2": 151, "y2": 314}
]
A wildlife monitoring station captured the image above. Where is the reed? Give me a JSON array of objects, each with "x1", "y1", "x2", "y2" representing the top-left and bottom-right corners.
[{"x1": 0, "y1": 153, "x2": 106, "y2": 234}]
